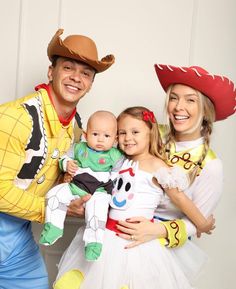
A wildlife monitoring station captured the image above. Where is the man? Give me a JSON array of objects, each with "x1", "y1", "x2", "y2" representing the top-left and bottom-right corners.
[{"x1": 0, "y1": 28, "x2": 114, "y2": 289}]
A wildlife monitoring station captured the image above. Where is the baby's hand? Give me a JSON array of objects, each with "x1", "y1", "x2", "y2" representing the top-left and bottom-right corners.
[
  {"x1": 66, "y1": 160, "x2": 78, "y2": 176},
  {"x1": 197, "y1": 214, "x2": 215, "y2": 234}
]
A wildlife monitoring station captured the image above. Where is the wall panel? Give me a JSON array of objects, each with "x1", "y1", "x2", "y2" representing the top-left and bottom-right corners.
[
  {"x1": 59, "y1": 0, "x2": 195, "y2": 123},
  {"x1": 15, "y1": 0, "x2": 61, "y2": 98},
  {"x1": 191, "y1": 1, "x2": 236, "y2": 288},
  {"x1": 0, "y1": 0, "x2": 235, "y2": 288},
  {"x1": 0, "y1": 0, "x2": 21, "y2": 102}
]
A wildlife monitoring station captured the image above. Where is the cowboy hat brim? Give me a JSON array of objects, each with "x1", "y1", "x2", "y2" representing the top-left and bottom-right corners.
[
  {"x1": 48, "y1": 29, "x2": 115, "y2": 73},
  {"x1": 154, "y1": 64, "x2": 236, "y2": 121}
]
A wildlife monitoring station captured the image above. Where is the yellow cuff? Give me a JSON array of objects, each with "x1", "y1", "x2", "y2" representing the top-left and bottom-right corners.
[
  {"x1": 160, "y1": 219, "x2": 187, "y2": 248},
  {"x1": 158, "y1": 237, "x2": 168, "y2": 246}
]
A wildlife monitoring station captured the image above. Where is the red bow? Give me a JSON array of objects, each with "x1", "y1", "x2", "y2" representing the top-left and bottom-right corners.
[{"x1": 142, "y1": 110, "x2": 156, "y2": 123}]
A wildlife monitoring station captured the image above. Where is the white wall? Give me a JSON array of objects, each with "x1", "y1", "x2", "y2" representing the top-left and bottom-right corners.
[{"x1": 0, "y1": 0, "x2": 235, "y2": 288}]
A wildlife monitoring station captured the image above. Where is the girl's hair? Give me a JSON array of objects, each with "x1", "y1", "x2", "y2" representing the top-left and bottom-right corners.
[
  {"x1": 117, "y1": 106, "x2": 166, "y2": 160},
  {"x1": 164, "y1": 85, "x2": 215, "y2": 183}
]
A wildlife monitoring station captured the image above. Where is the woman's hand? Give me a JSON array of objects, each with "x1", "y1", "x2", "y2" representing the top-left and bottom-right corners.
[
  {"x1": 67, "y1": 194, "x2": 91, "y2": 218},
  {"x1": 116, "y1": 216, "x2": 167, "y2": 249}
]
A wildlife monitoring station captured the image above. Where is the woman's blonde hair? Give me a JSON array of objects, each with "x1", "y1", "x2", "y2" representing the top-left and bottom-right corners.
[
  {"x1": 164, "y1": 85, "x2": 215, "y2": 183},
  {"x1": 117, "y1": 106, "x2": 166, "y2": 160}
]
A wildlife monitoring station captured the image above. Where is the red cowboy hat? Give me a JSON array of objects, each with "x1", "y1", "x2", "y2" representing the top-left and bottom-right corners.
[
  {"x1": 48, "y1": 29, "x2": 115, "y2": 73},
  {"x1": 154, "y1": 64, "x2": 236, "y2": 121}
]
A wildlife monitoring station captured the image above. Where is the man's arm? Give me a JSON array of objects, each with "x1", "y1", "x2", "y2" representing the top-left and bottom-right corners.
[
  {"x1": 0, "y1": 182, "x2": 45, "y2": 222},
  {"x1": 0, "y1": 106, "x2": 45, "y2": 222}
]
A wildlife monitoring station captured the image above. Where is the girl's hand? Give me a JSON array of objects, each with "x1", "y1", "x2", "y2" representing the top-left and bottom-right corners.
[
  {"x1": 116, "y1": 216, "x2": 165, "y2": 249},
  {"x1": 196, "y1": 214, "x2": 216, "y2": 237},
  {"x1": 66, "y1": 160, "x2": 78, "y2": 176}
]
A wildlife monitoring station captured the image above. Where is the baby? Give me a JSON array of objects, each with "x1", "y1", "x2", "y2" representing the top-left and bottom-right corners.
[{"x1": 39, "y1": 110, "x2": 123, "y2": 261}]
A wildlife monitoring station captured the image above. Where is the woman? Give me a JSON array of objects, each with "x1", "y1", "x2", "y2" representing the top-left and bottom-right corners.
[{"x1": 116, "y1": 64, "x2": 235, "y2": 281}]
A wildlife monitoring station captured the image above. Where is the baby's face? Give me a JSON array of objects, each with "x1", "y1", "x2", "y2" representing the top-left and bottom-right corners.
[{"x1": 86, "y1": 118, "x2": 117, "y2": 152}]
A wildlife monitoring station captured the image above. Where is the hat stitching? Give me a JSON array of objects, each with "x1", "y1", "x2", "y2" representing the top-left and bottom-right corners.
[
  {"x1": 180, "y1": 67, "x2": 187, "y2": 72},
  {"x1": 191, "y1": 68, "x2": 202, "y2": 77},
  {"x1": 156, "y1": 64, "x2": 236, "y2": 89},
  {"x1": 156, "y1": 64, "x2": 164, "y2": 70},
  {"x1": 167, "y1": 65, "x2": 174, "y2": 71}
]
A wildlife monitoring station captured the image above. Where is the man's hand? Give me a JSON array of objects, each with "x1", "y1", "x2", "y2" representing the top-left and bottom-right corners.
[
  {"x1": 58, "y1": 172, "x2": 73, "y2": 184},
  {"x1": 67, "y1": 194, "x2": 91, "y2": 218},
  {"x1": 63, "y1": 172, "x2": 73, "y2": 183}
]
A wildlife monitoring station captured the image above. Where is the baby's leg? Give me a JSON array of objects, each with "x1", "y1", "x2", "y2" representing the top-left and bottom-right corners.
[
  {"x1": 39, "y1": 183, "x2": 77, "y2": 245},
  {"x1": 83, "y1": 191, "x2": 111, "y2": 261}
]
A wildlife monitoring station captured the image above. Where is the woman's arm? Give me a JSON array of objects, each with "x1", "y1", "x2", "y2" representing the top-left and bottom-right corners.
[
  {"x1": 116, "y1": 217, "x2": 167, "y2": 248},
  {"x1": 181, "y1": 159, "x2": 223, "y2": 236},
  {"x1": 117, "y1": 159, "x2": 222, "y2": 248},
  {"x1": 116, "y1": 217, "x2": 188, "y2": 249}
]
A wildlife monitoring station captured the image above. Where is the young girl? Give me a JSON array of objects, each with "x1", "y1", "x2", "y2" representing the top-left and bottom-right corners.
[{"x1": 54, "y1": 106, "x2": 213, "y2": 289}]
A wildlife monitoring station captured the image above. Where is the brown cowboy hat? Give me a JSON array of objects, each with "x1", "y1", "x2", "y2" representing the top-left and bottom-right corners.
[
  {"x1": 47, "y1": 29, "x2": 115, "y2": 73},
  {"x1": 154, "y1": 64, "x2": 236, "y2": 121}
]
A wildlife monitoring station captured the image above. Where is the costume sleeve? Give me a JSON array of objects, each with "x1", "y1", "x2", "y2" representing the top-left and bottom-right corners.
[
  {"x1": 181, "y1": 158, "x2": 223, "y2": 236},
  {"x1": 0, "y1": 106, "x2": 45, "y2": 223},
  {"x1": 154, "y1": 166, "x2": 189, "y2": 191}
]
